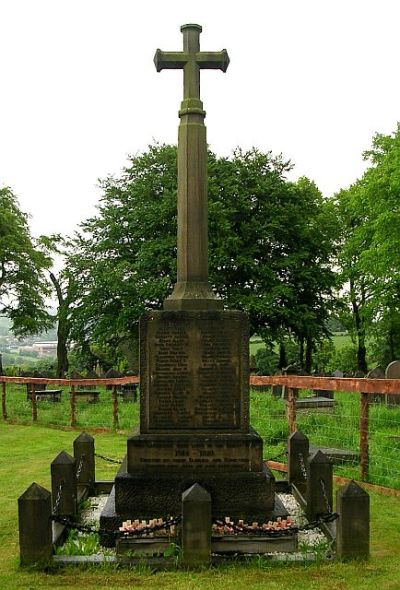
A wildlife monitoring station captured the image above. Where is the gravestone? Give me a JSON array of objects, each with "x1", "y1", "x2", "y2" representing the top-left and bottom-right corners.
[
  {"x1": 332, "y1": 370, "x2": 344, "y2": 378},
  {"x1": 366, "y1": 366, "x2": 385, "y2": 403},
  {"x1": 100, "y1": 25, "x2": 276, "y2": 541},
  {"x1": 385, "y1": 361, "x2": 400, "y2": 406}
]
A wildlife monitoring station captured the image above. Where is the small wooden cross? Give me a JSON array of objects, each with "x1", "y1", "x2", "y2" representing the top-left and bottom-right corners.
[{"x1": 154, "y1": 24, "x2": 229, "y2": 101}]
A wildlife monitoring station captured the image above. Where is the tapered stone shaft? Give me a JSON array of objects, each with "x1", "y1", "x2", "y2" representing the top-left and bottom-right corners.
[{"x1": 154, "y1": 24, "x2": 229, "y2": 310}]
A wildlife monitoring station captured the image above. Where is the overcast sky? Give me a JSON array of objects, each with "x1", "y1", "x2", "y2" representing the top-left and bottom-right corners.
[{"x1": 0, "y1": 0, "x2": 399, "y2": 238}]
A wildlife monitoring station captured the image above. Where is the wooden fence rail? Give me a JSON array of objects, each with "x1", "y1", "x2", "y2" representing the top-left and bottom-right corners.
[{"x1": 2, "y1": 373, "x2": 400, "y2": 484}]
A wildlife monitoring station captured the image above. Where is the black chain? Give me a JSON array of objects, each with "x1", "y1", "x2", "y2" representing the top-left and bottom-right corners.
[
  {"x1": 76, "y1": 454, "x2": 85, "y2": 481},
  {"x1": 51, "y1": 513, "x2": 182, "y2": 540},
  {"x1": 319, "y1": 478, "x2": 332, "y2": 513},
  {"x1": 212, "y1": 512, "x2": 338, "y2": 537},
  {"x1": 299, "y1": 452, "x2": 307, "y2": 480},
  {"x1": 53, "y1": 480, "x2": 64, "y2": 515},
  {"x1": 94, "y1": 453, "x2": 123, "y2": 464}
]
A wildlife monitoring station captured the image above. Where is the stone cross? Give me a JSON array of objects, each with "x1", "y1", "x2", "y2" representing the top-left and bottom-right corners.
[{"x1": 154, "y1": 24, "x2": 229, "y2": 310}]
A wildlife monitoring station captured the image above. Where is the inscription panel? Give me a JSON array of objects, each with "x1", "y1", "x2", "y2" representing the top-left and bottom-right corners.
[
  {"x1": 128, "y1": 436, "x2": 262, "y2": 472},
  {"x1": 140, "y1": 311, "x2": 249, "y2": 431}
]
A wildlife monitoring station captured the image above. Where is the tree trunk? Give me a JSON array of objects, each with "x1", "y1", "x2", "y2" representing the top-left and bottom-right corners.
[
  {"x1": 299, "y1": 337, "x2": 305, "y2": 370},
  {"x1": 350, "y1": 278, "x2": 368, "y2": 373},
  {"x1": 49, "y1": 272, "x2": 70, "y2": 378},
  {"x1": 278, "y1": 342, "x2": 287, "y2": 370},
  {"x1": 305, "y1": 336, "x2": 313, "y2": 374}
]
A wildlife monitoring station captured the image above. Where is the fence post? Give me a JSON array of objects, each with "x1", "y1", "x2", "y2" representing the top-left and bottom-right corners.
[
  {"x1": 73, "y1": 432, "x2": 95, "y2": 495},
  {"x1": 360, "y1": 392, "x2": 369, "y2": 481},
  {"x1": 288, "y1": 430, "x2": 309, "y2": 493},
  {"x1": 2, "y1": 382, "x2": 7, "y2": 420},
  {"x1": 31, "y1": 384, "x2": 37, "y2": 423},
  {"x1": 18, "y1": 482, "x2": 53, "y2": 566},
  {"x1": 336, "y1": 480, "x2": 369, "y2": 560},
  {"x1": 181, "y1": 483, "x2": 211, "y2": 568},
  {"x1": 306, "y1": 450, "x2": 333, "y2": 522},
  {"x1": 70, "y1": 385, "x2": 76, "y2": 428},
  {"x1": 112, "y1": 385, "x2": 119, "y2": 430},
  {"x1": 287, "y1": 387, "x2": 297, "y2": 434},
  {"x1": 51, "y1": 451, "x2": 77, "y2": 518}
]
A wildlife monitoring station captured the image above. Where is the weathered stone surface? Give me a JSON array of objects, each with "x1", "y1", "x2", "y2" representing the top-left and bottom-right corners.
[
  {"x1": 306, "y1": 450, "x2": 333, "y2": 522},
  {"x1": 140, "y1": 310, "x2": 249, "y2": 433},
  {"x1": 114, "y1": 458, "x2": 275, "y2": 519},
  {"x1": 288, "y1": 430, "x2": 309, "y2": 492},
  {"x1": 73, "y1": 432, "x2": 95, "y2": 494},
  {"x1": 181, "y1": 483, "x2": 211, "y2": 567},
  {"x1": 18, "y1": 483, "x2": 53, "y2": 566},
  {"x1": 336, "y1": 480, "x2": 369, "y2": 560},
  {"x1": 127, "y1": 429, "x2": 263, "y2": 473},
  {"x1": 51, "y1": 451, "x2": 77, "y2": 518}
]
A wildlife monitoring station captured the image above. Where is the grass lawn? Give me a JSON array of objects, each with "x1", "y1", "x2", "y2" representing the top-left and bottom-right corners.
[{"x1": 1, "y1": 422, "x2": 400, "y2": 590}]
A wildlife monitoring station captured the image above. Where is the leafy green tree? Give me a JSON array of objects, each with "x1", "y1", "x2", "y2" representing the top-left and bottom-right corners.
[
  {"x1": 335, "y1": 124, "x2": 400, "y2": 370},
  {"x1": 66, "y1": 144, "x2": 337, "y2": 366},
  {"x1": 0, "y1": 187, "x2": 51, "y2": 337}
]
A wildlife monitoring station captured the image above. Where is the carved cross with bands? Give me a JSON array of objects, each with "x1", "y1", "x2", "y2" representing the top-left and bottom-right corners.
[{"x1": 154, "y1": 24, "x2": 229, "y2": 103}]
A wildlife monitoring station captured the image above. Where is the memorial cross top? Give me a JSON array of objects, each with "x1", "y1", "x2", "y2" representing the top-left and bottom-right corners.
[{"x1": 154, "y1": 25, "x2": 229, "y2": 310}]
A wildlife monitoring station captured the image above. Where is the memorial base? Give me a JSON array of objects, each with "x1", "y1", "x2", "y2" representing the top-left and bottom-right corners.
[{"x1": 100, "y1": 458, "x2": 282, "y2": 547}]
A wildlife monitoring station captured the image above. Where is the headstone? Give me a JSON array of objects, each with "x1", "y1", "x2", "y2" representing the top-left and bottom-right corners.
[
  {"x1": 282, "y1": 365, "x2": 299, "y2": 399},
  {"x1": 336, "y1": 480, "x2": 369, "y2": 560},
  {"x1": 366, "y1": 366, "x2": 385, "y2": 403},
  {"x1": 100, "y1": 25, "x2": 276, "y2": 539},
  {"x1": 332, "y1": 369, "x2": 344, "y2": 378},
  {"x1": 385, "y1": 361, "x2": 400, "y2": 406},
  {"x1": 272, "y1": 384, "x2": 283, "y2": 398},
  {"x1": 313, "y1": 372, "x2": 334, "y2": 399}
]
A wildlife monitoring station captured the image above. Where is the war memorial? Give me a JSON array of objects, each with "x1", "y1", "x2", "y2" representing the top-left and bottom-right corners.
[{"x1": 16, "y1": 24, "x2": 371, "y2": 569}]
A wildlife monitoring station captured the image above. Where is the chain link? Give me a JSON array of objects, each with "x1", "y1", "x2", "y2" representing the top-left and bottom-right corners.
[
  {"x1": 94, "y1": 453, "x2": 123, "y2": 464},
  {"x1": 53, "y1": 480, "x2": 64, "y2": 515},
  {"x1": 213, "y1": 512, "x2": 338, "y2": 537},
  {"x1": 299, "y1": 452, "x2": 307, "y2": 480},
  {"x1": 319, "y1": 477, "x2": 332, "y2": 513},
  {"x1": 76, "y1": 454, "x2": 85, "y2": 481},
  {"x1": 51, "y1": 513, "x2": 182, "y2": 540}
]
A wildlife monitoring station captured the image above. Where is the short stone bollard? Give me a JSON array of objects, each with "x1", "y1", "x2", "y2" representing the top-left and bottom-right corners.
[
  {"x1": 51, "y1": 451, "x2": 77, "y2": 518},
  {"x1": 73, "y1": 432, "x2": 95, "y2": 494},
  {"x1": 336, "y1": 480, "x2": 370, "y2": 560},
  {"x1": 181, "y1": 483, "x2": 211, "y2": 568},
  {"x1": 18, "y1": 482, "x2": 53, "y2": 566},
  {"x1": 306, "y1": 450, "x2": 333, "y2": 522},
  {"x1": 288, "y1": 430, "x2": 309, "y2": 494}
]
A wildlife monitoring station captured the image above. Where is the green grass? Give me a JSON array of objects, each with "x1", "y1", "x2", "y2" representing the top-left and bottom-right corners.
[{"x1": 1, "y1": 422, "x2": 400, "y2": 589}]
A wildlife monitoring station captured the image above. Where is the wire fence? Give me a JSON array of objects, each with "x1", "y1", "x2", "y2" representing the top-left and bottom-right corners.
[
  {"x1": 250, "y1": 375, "x2": 400, "y2": 490},
  {"x1": 1, "y1": 374, "x2": 400, "y2": 490}
]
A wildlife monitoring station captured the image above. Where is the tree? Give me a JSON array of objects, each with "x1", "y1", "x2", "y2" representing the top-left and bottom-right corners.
[
  {"x1": 0, "y1": 187, "x2": 51, "y2": 337},
  {"x1": 335, "y1": 124, "x2": 400, "y2": 370},
  {"x1": 66, "y1": 144, "x2": 337, "y2": 367}
]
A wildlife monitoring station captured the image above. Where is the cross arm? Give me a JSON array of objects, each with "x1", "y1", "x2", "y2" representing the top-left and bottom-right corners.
[
  {"x1": 197, "y1": 50, "x2": 230, "y2": 72},
  {"x1": 154, "y1": 49, "x2": 187, "y2": 72}
]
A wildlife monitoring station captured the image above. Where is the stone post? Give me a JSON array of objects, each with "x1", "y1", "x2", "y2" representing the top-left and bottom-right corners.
[
  {"x1": 18, "y1": 482, "x2": 53, "y2": 566},
  {"x1": 181, "y1": 483, "x2": 211, "y2": 567},
  {"x1": 336, "y1": 481, "x2": 369, "y2": 560},
  {"x1": 306, "y1": 450, "x2": 333, "y2": 522},
  {"x1": 51, "y1": 451, "x2": 77, "y2": 518},
  {"x1": 73, "y1": 432, "x2": 95, "y2": 495},
  {"x1": 288, "y1": 430, "x2": 309, "y2": 493}
]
